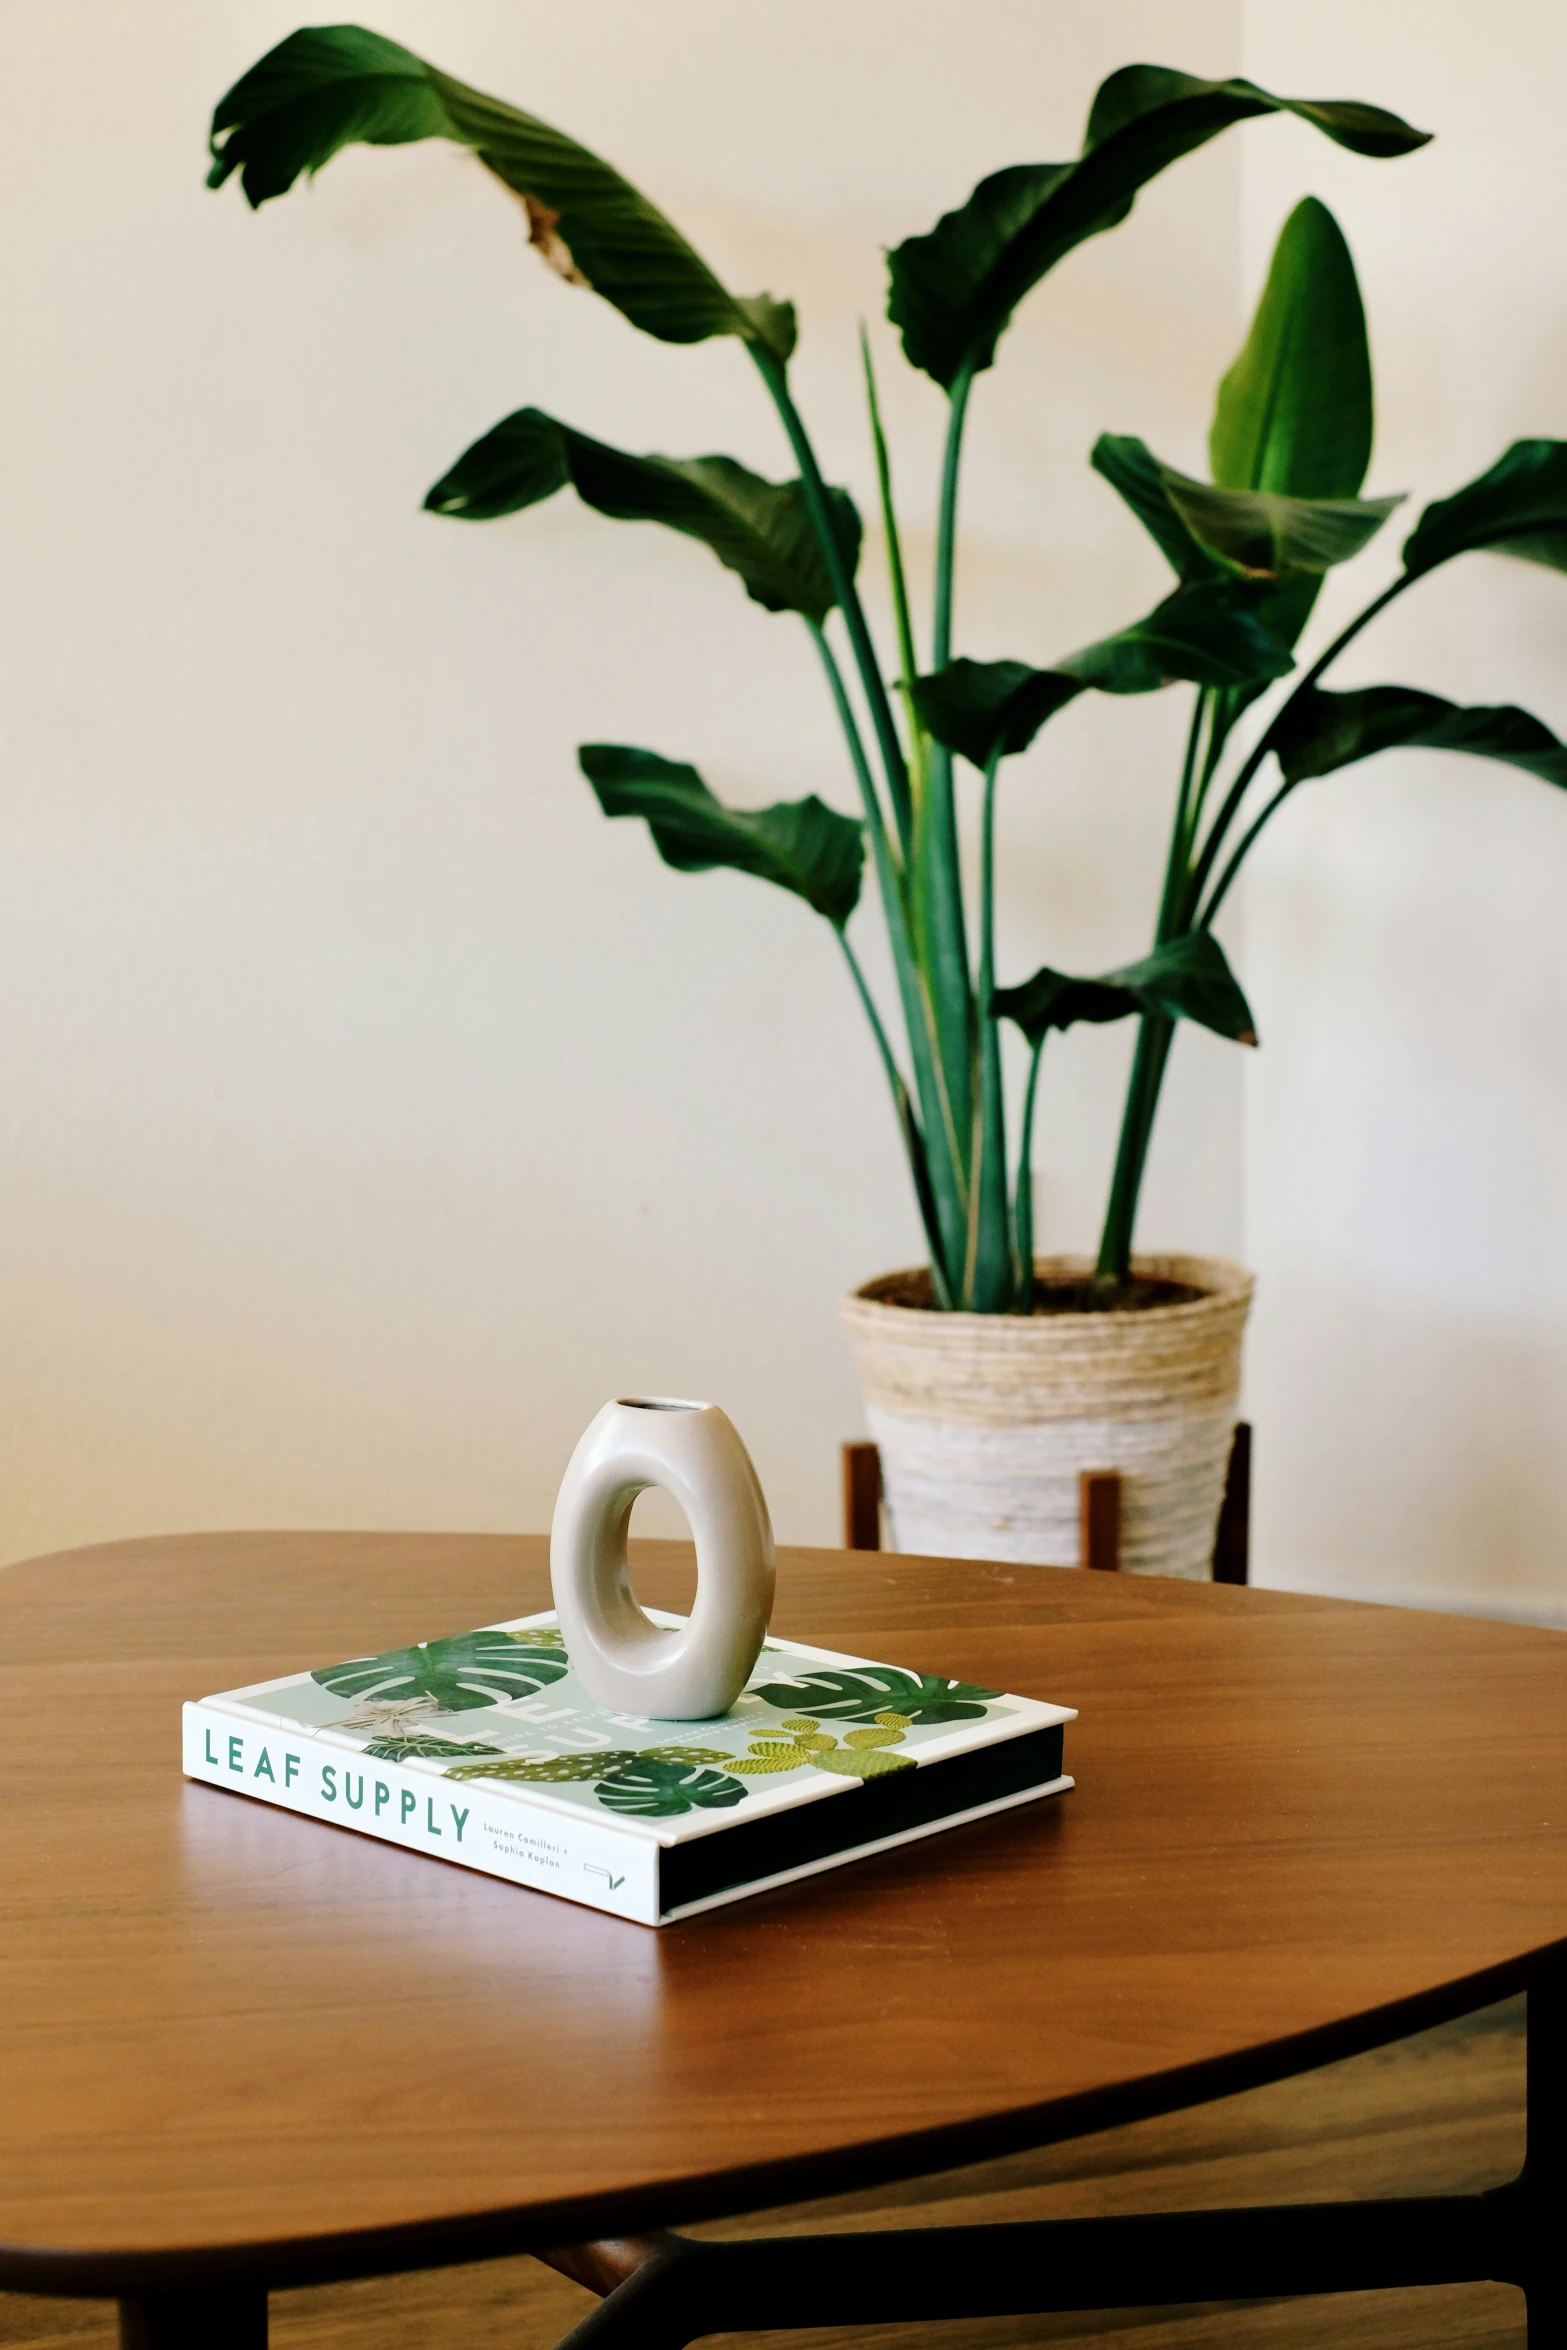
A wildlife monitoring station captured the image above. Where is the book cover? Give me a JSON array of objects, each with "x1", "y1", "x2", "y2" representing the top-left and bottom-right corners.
[{"x1": 183, "y1": 1610, "x2": 1074, "y2": 1925}]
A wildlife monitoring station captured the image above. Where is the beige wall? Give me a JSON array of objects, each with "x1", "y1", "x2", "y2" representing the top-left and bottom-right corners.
[
  {"x1": 1241, "y1": 2, "x2": 1567, "y2": 1622},
  {"x1": 0, "y1": 1, "x2": 1245, "y2": 1560}
]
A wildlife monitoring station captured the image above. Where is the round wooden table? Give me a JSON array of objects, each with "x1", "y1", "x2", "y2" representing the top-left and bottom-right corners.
[{"x1": 1, "y1": 1532, "x2": 1564, "y2": 2350}]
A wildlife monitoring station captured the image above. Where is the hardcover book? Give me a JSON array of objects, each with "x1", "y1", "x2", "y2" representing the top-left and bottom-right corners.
[{"x1": 182, "y1": 1610, "x2": 1074, "y2": 1925}]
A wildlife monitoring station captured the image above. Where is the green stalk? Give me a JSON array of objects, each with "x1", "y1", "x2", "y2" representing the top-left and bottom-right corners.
[
  {"x1": 1187, "y1": 685, "x2": 1241, "y2": 845},
  {"x1": 1198, "y1": 566, "x2": 1475, "y2": 927},
  {"x1": 924, "y1": 366, "x2": 976, "y2": 999},
  {"x1": 1199, "y1": 775, "x2": 1294, "y2": 924},
  {"x1": 1011, "y1": 1035, "x2": 1047, "y2": 1311},
  {"x1": 1183, "y1": 571, "x2": 1415, "y2": 920},
  {"x1": 860, "y1": 328, "x2": 928, "y2": 807},
  {"x1": 755, "y1": 339, "x2": 976, "y2": 1300},
  {"x1": 1095, "y1": 1012, "x2": 1174, "y2": 1286},
  {"x1": 1091, "y1": 687, "x2": 1207, "y2": 1290},
  {"x1": 807, "y1": 618, "x2": 891, "y2": 869},
  {"x1": 1097, "y1": 573, "x2": 1424, "y2": 1287},
  {"x1": 809, "y1": 622, "x2": 967, "y2": 1292},
  {"x1": 838, "y1": 932, "x2": 952, "y2": 1305},
  {"x1": 750, "y1": 344, "x2": 912, "y2": 856},
  {"x1": 934, "y1": 361, "x2": 976, "y2": 667},
  {"x1": 1156, "y1": 690, "x2": 1209, "y2": 943},
  {"x1": 965, "y1": 743, "x2": 1011, "y2": 1310},
  {"x1": 914, "y1": 359, "x2": 981, "y2": 1288}
]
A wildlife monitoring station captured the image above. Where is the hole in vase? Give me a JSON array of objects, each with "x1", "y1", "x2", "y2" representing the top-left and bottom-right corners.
[
  {"x1": 617, "y1": 1395, "x2": 706, "y2": 1412},
  {"x1": 626, "y1": 1486, "x2": 697, "y2": 1617}
]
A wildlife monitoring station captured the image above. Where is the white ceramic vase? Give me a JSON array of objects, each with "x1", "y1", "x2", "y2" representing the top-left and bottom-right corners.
[
  {"x1": 550, "y1": 1396, "x2": 776, "y2": 1718},
  {"x1": 842, "y1": 1253, "x2": 1254, "y2": 1578}
]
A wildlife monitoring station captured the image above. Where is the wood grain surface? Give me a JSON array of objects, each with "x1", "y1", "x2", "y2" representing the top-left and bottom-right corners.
[
  {"x1": 0, "y1": 1532, "x2": 1562, "y2": 2294},
  {"x1": 0, "y1": 1998, "x2": 1527, "y2": 2350}
]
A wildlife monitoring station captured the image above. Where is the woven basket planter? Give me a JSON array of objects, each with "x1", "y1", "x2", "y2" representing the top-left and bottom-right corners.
[{"x1": 842, "y1": 1253, "x2": 1254, "y2": 1578}]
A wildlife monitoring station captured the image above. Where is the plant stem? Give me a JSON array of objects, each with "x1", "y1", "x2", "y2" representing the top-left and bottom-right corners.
[
  {"x1": 810, "y1": 622, "x2": 967, "y2": 1293},
  {"x1": 1096, "y1": 571, "x2": 1422, "y2": 1286},
  {"x1": 1188, "y1": 684, "x2": 1240, "y2": 844},
  {"x1": 807, "y1": 620, "x2": 892, "y2": 869},
  {"x1": 1184, "y1": 570, "x2": 1416, "y2": 920},
  {"x1": 838, "y1": 932, "x2": 952, "y2": 1304},
  {"x1": 1012, "y1": 1035, "x2": 1047, "y2": 1310},
  {"x1": 836, "y1": 927, "x2": 907, "y2": 1104},
  {"x1": 1095, "y1": 687, "x2": 1211, "y2": 1287},
  {"x1": 750, "y1": 344, "x2": 912, "y2": 856},
  {"x1": 1155, "y1": 690, "x2": 1208, "y2": 943},
  {"x1": 755, "y1": 340, "x2": 977, "y2": 1303},
  {"x1": 1191, "y1": 573, "x2": 1423, "y2": 926},
  {"x1": 860, "y1": 327, "x2": 927, "y2": 806},
  {"x1": 1095, "y1": 1012, "x2": 1174, "y2": 1285},
  {"x1": 934, "y1": 361, "x2": 976, "y2": 667},
  {"x1": 965, "y1": 743, "x2": 1011, "y2": 1309},
  {"x1": 1200, "y1": 775, "x2": 1293, "y2": 924},
  {"x1": 1198, "y1": 537, "x2": 1551, "y2": 920},
  {"x1": 912, "y1": 358, "x2": 980, "y2": 1239}
]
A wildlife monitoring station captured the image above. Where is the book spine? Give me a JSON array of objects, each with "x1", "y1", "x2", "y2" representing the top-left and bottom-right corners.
[{"x1": 181, "y1": 1702, "x2": 660, "y2": 1926}]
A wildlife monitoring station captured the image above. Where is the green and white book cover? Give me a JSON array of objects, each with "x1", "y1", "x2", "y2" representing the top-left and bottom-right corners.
[{"x1": 182, "y1": 1611, "x2": 1074, "y2": 1925}]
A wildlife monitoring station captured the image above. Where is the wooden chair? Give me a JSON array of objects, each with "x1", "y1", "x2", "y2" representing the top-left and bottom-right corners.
[{"x1": 841, "y1": 1422, "x2": 1251, "y2": 1582}]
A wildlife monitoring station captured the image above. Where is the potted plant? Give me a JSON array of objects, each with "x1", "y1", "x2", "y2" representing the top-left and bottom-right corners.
[{"x1": 207, "y1": 36, "x2": 1567, "y2": 1575}]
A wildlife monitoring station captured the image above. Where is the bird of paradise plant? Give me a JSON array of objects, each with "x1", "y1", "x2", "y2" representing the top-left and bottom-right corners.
[{"x1": 207, "y1": 36, "x2": 1567, "y2": 1310}]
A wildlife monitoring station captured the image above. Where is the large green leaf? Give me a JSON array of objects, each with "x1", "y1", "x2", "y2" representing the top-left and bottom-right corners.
[
  {"x1": 1211, "y1": 198, "x2": 1373, "y2": 499},
  {"x1": 1090, "y1": 437, "x2": 1394, "y2": 589},
  {"x1": 312, "y1": 1630, "x2": 570, "y2": 1713},
  {"x1": 989, "y1": 970, "x2": 1142, "y2": 1040},
  {"x1": 911, "y1": 591, "x2": 1292, "y2": 768},
  {"x1": 1061, "y1": 580, "x2": 1293, "y2": 694},
  {"x1": 1273, "y1": 684, "x2": 1567, "y2": 790},
  {"x1": 886, "y1": 68, "x2": 1428, "y2": 390},
  {"x1": 1091, "y1": 434, "x2": 1224, "y2": 583},
  {"x1": 1103, "y1": 933, "x2": 1257, "y2": 1042},
  {"x1": 992, "y1": 931, "x2": 1256, "y2": 1048},
  {"x1": 579, "y1": 745, "x2": 864, "y2": 928},
  {"x1": 1208, "y1": 197, "x2": 1380, "y2": 675},
  {"x1": 1401, "y1": 440, "x2": 1567, "y2": 578},
  {"x1": 1160, "y1": 470, "x2": 1401, "y2": 579},
  {"x1": 208, "y1": 26, "x2": 794, "y2": 357},
  {"x1": 752, "y1": 1665, "x2": 999, "y2": 1723},
  {"x1": 426, "y1": 408, "x2": 859, "y2": 624},
  {"x1": 910, "y1": 659, "x2": 1084, "y2": 770}
]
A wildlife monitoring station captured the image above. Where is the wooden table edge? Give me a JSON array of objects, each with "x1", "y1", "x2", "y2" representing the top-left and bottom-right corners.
[{"x1": 2, "y1": 1944, "x2": 1557, "y2": 2302}]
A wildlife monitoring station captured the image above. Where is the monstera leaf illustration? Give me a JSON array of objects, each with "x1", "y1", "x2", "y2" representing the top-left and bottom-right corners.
[
  {"x1": 312, "y1": 1629, "x2": 570, "y2": 1713},
  {"x1": 362, "y1": 1735, "x2": 506, "y2": 1761},
  {"x1": 752, "y1": 1666, "x2": 998, "y2": 1723},
  {"x1": 445, "y1": 1750, "x2": 641, "y2": 1783},
  {"x1": 595, "y1": 1760, "x2": 747, "y2": 1817}
]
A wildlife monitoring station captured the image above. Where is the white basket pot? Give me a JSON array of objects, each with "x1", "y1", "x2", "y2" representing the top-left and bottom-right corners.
[{"x1": 842, "y1": 1253, "x2": 1254, "y2": 1579}]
